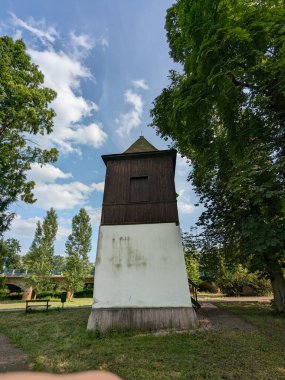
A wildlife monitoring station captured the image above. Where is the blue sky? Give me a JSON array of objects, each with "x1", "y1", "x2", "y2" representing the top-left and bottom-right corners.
[{"x1": 1, "y1": 1, "x2": 202, "y2": 261}]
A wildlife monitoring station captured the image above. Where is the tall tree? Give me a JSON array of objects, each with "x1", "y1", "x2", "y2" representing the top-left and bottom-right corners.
[
  {"x1": 64, "y1": 208, "x2": 92, "y2": 299},
  {"x1": 0, "y1": 238, "x2": 21, "y2": 272},
  {"x1": 151, "y1": 0, "x2": 285, "y2": 311},
  {"x1": 0, "y1": 36, "x2": 58, "y2": 235},
  {"x1": 52, "y1": 255, "x2": 66, "y2": 274},
  {"x1": 24, "y1": 208, "x2": 58, "y2": 297}
]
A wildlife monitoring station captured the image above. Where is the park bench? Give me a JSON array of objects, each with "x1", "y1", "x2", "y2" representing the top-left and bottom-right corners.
[{"x1": 26, "y1": 299, "x2": 51, "y2": 312}]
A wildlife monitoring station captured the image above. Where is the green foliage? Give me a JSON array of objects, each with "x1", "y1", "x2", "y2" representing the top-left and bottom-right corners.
[
  {"x1": 199, "y1": 281, "x2": 220, "y2": 294},
  {"x1": 151, "y1": 0, "x2": 285, "y2": 311},
  {"x1": 184, "y1": 254, "x2": 200, "y2": 284},
  {"x1": 0, "y1": 238, "x2": 21, "y2": 271},
  {"x1": 24, "y1": 208, "x2": 58, "y2": 296},
  {"x1": 183, "y1": 232, "x2": 271, "y2": 295},
  {"x1": 0, "y1": 36, "x2": 58, "y2": 235},
  {"x1": 182, "y1": 232, "x2": 201, "y2": 284},
  {"x1": 52, "y1": 255, "x2": 65, "y2": 273},
  {"x1": 217, "y1": 264, "x2": 271, "y2": 296},
  {"x1": 74, "y1": 288, "x2": 93, "y2": 298},
  {"x1": 36, "y1": 290, "x2": 62, "y2": 299},
  {"x1": 0, "y1": 276, "x2": 8, "y2": 296},
  {"x1": 64, "y1": 208, "x2": 92, "y2": 295}
]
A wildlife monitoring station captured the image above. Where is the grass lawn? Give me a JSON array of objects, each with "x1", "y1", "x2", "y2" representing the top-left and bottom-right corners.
[
  {"x1": 0, "y1": 304, "x2": 284, "y2": 379},
  {"x1": 217, "y1": 302, "x2": 285, "y2": 347},
  {"x1": 0, "y1": 297, "x2": 93, "y2": 309}
]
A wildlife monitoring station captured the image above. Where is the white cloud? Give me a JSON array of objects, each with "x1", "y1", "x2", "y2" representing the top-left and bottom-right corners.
[
  {"x1": 176, "y1": 154, "x2": 191, "y2": 178},
  {"x1": 98, "y1": 37, "x2": 109, "y2": 48},
  {"x1": 67, "y1": 123, "x2": 107, "y2": 148},
  {"x1": 7, "y1": 13, "x2": 108, "y2": 153},
  {"x1": 28, "y1": 163, "x2": 72, "y2": 184},
  {"x1": 132, "y1": 79, "x2": 149, "y2": 90},
  {"x1": 176, "y1": 185, "x2": 196, "y2": 215},
  {"x1": 6, "y1": 215, "x2": 42, "y2": 239},
  {"x1": 57, "y1": 225, "x2": 71, "y2": 240},
  {"x1": 33, "y1": 181, "x2": 104, "y2": 210},
  {"x1": 177, "y1": 202, "x2": 195, "y2": 214},
  {"x1": 10, "y1": 13, "x2": 58, "y2": 45},
  {"x1": 28, "y1": 48, "x2": 107, "y2": 152},
  {"x1": 13, "y1": 29, "x2": 22, "y2": 40},
  {"x1": 85, "y1": 206, "x2": 102, "y2": 224},
  {"x1": 6, "y1": 214, "x2": 70, "y2": 242},
  {"x1": 116, "y1": 90, "x2": 143, "y2": 136},
  {"x1": 91, "y1": 182, "x2": 105, "y2": 192},
  {"x1": 70, "y1": 31, "x2": 94, "y2": 50},
  {"x1": 69, "y1": 32, "x2": 108, "y2": 52}
]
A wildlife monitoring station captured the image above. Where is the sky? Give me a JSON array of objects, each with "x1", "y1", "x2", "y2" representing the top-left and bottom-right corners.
[{"x1": 1, "y1": 0, "x2": 202, "y2": 262}]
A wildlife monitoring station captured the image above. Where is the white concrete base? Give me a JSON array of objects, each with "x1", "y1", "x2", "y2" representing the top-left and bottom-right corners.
[
  {"x1": 87, "y1": 307, "x2": 198, "y2": 332},
  {"x1": 89, "y1": 223, "x2": 196, "y2": 331}
]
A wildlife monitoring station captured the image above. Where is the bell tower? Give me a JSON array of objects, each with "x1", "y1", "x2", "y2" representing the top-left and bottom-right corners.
[{"x1": 88, "y1": 137, "x2": 198, "y2": 331}]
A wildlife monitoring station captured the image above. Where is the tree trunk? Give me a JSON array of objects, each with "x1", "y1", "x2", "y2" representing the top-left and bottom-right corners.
[
  {"x1": 266, "y1": 258, "x2": 285, "y2": 313},
  {"x1": 67, "y1": 291, "x2": 73, "y2": 301}
]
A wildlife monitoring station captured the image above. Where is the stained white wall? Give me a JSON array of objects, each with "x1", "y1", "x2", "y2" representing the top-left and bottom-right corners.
[{"x1": 92, "y1": 223, "x2": 192, "y2": 308}]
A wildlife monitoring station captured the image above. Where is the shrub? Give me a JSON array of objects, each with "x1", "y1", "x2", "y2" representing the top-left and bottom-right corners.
[
  {"x1": 217, "y1": 265, "x2": 272, "y2": 296},
  {"x1": 198, "y1": 281, "x2": 220, "y2": 293},
  {"x1": 74, "y1": 289, "x2": 93, "y2": 298},
  {"x1": 37, "y1": 290, "x2": 62, "y2": 299}
]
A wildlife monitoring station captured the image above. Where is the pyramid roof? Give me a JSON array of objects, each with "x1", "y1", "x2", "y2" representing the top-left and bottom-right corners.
[{"x1": 124, "y1": 136, "x2": 158, "y2": 154}]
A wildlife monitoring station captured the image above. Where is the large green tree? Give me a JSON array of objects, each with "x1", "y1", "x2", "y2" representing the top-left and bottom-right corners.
[
  {"x1": 0, "y1": 238, "x2": 21, "y2": 272},
  {"x1": 64, "y1": 208, "x2": 92, "y2": 299},
  {"x1": 52, "y1": 255, "x2": 66, "y2": 274},
  {"x1": 151, "y1": 0, "x2": 285, "y2": 311},
  {"x1": 24, "y1": 208, "x2": 58, "y2": 297},
  {"x1": 0, "y1": 36, "x2": 58, "y2": 235}
]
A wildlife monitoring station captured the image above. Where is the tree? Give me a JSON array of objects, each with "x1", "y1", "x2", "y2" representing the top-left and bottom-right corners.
[
  {"x1": 0, "y1": 36, "x2": 58, "y2": 235},
  {"x1": 182, "y1": 232, "x2": 201, "y2": 284},
  {"x1": 24, "y1": 208, "x2": 58, "y2": 297},
  {"x1": 64, "y1": 208, "x2": 92, "y2": 299},
  {"x1": 151, "y1": 0, "x2": 285, "y2": 311},
  {"x1": 52, "y1": 255, "x2": 66, "y2": 274},
  {"x1": 0, "y1": 238, "x2": 21, "y2": 272}
]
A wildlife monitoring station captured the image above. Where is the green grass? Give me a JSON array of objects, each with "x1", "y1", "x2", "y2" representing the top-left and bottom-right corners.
[
  {"x1": 0, "y1": 297, "x2": 93, "y2": 309},
  {"x1": 0, "y1": 304, "x2": 284, "y2": 379},
  {"x1": 217, "y1": 302, "x2": 285, "y2": 346}
]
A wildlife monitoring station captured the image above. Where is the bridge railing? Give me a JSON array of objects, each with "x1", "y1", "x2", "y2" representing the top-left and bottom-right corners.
[
  {"x1": 0, "y1": 269, "x2": 94, "y2": 277},
  {"x1": 1, "y1": 269, "x2": 29, "y2": 276}
]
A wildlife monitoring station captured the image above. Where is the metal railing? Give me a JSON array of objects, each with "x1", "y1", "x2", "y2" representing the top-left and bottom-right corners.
[{"x1": 188, "y1": 278, "x2": 201, "y2": 309}]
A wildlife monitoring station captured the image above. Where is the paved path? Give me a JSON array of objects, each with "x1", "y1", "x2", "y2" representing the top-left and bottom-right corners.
[
  {"x1": 197, "y1": 303, "x2": 256, "y2": 331},
  {"x1": 198, "y1": 296, "x2": 272, "y2": 303},
  {"x1": 0, "y1": 334, "x2": 29, "y2": 372}
]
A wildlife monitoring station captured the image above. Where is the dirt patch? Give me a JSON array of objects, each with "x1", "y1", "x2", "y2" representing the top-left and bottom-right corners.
[
  {"x1": 0, "y1": 334, "x2": 29, "y2": 372},
  {"x1": 197, "y1": 305, "x2": 256, "y2": 331}
]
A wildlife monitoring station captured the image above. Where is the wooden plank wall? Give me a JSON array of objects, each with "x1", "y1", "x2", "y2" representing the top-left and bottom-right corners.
[{"x1": 101, "y1": 155, "x2": 179, "y2": 225}]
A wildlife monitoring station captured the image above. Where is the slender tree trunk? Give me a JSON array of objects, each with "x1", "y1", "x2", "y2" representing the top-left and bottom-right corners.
[
  {"x1": 266, "y1": 256, "x2": 285, "y2": 313},
  {"x1": 67, "y1": 291, "x2": 73, "y2": 301}
]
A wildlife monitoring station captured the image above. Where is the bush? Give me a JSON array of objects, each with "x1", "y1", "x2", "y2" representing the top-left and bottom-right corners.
[
  {"x1": 37, "y1": 290, "x2": 62, "y2": 299},
  {"x1": 246, "y1": 277, "x2": 272, "y2": 296},
  {"x1": 74, "y1": 289, "x2": 93, "y2": 298},
  {"x1": 7, "y1": 292, "x2": 22, "y2": 300},
  {"x1": 217, "y1": 266, "x2": 272, "y2": 296},
  {"x1": 198, "y1": 281, "x2": 220, "y2": 293}
]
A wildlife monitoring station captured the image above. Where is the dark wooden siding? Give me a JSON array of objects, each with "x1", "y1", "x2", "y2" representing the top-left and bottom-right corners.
[{"x1": 101, "y1": 152, "x2": 179, "y2": 225}]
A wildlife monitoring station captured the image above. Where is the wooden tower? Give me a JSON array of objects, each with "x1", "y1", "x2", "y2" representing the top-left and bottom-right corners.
[{"x1": 88, "y1": 137, "x2": 198, "y2": 331}]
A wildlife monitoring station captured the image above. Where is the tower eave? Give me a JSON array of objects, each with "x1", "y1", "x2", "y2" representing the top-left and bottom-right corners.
[{"x1": 102, "y1": 149, "x2": 177, "y2": 171}]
